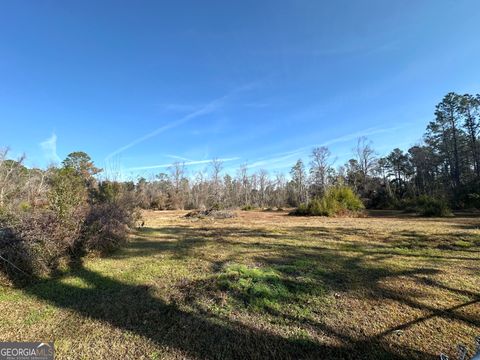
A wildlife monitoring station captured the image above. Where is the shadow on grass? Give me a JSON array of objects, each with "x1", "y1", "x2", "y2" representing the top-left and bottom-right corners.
[
  {"x1": 6, "y1": 262, "x2": 429, "y2": 360},
  {"x1": 3, "y1": 219, "x2": 479, "y2": 359},
  {"x1": 124, "y1": 225, "x2": 480, "y2": 262}
]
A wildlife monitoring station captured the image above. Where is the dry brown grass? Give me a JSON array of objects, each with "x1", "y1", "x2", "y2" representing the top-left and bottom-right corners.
[{"x1": 0, "y1": 210, "x2": 479, "y2": 359}]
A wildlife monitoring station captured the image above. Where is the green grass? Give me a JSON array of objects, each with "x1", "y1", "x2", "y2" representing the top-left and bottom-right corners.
[
  {"x1": 216, "y1": 263, "x2": 325, "y2": 317},
  {"x1": 0, "y1": 210, "x2": 479, "y2": 359}
]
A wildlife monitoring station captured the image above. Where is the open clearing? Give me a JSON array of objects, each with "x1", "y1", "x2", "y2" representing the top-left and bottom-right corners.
[{"x1": 1, "y1": 210, "x2": 479, "y2": 359}]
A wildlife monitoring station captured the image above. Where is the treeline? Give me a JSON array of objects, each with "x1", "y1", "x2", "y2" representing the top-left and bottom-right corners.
[
  {"x1": 374, "y1": 92, "x2": 480, "y2": 209},
  {"x1": 0, "y1": 151, "x2": 139, "y2": 280},
  {"x1": 135, "y1": 92, "x2": 480, "y2": 212}
]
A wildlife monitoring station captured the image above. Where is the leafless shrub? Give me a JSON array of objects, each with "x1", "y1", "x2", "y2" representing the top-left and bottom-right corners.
[
  {"x1": 82, "y1": 191, "x2": 141, "y2": 254},
  {"x1": 0, "y1": 207, "x2": 86, "y2": 279}
]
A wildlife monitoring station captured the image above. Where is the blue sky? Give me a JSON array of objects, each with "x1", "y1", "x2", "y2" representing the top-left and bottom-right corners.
[{"x1": 1, "y1": 0, "x2": 480, "y2": 179}]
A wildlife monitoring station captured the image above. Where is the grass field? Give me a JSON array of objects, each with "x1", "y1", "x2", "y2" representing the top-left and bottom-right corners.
[{"x1": 1, "y1": 210, "x2": 479, "y2": 359}]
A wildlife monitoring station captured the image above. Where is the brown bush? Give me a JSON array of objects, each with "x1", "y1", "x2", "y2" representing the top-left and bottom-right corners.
[
  {"x1": 0, "y1": 207, "x2": 87, "y2": 279},
  {"x1": 0, "y1": 152, "x2": 142, "y2": 282},
  {"x1": 82, "y1": 195, "x2": 140, "y2": 255}
]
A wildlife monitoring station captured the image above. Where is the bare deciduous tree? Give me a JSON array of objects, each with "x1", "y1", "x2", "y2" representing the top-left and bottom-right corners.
[
  {"x1": 257, "y1": 169, "x2": 269, "y2": 207},
  {"x1": 237, "y1": 163, "x2": 250, "y2": 206},
  {"x1": 209, "y1": 158, "x2": 223, "y2": 207},
  {"x1": 310, "y1": 146, "x2": 334, "y2": 196},
  {"x1": 354, "y1": 137, "x2": 377, "y2": 181},
  {"x1": 169, "y1": 162, "x2": 186, "y2": 209}
]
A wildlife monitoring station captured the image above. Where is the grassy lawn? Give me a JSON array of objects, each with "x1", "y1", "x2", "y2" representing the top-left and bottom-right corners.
[{"x1": 1, "y1": 210, "x2": 479, "y2": 359}]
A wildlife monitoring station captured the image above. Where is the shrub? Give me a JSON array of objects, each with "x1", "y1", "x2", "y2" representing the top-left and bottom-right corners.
[
  {"x1": 396, "y1": 196, "x2": 452, "y2": 217},
  {"x1": 465, "y1": 193, "x2": 480, "y2": 209},
  {"x1": 82, "y1": 203, "x2": 132, "y2": 254},
  {"x1": 0, "y1": 152, "x2": 141, "y2": 282},
  {"x1": 0, "y1": 169, "x2": 89, "y2": 280},
  {"x1": 415, "y1": 195, "x2": 452, "y2": 217},
  {"x1": 0, "y1": 208, "x2": 86, "y2": 279},
  {"x1": 47, "y1": 168, "x2": 88, "y2": 220},
  {"x1": 0, "y1": 169, "x2": 140, "y2": 280},
  {"x1": 1, "y1": 167, "x2": 91, "y2": 279},
  {"x1": 82, "y1": 192, "x2": 140, "y2": 255},
  {"x1": 241, "y1": 205, "x2": 256, "y2": 211},
  {"x1": 290, "y1": 186, "x2": 364, "y2": 217},
  {"x1": 95, "y1": 181, "x2": 122, "y2": 203},
  {"x1": 326, "y1": 186, "x2": 364, "y2": 212}
]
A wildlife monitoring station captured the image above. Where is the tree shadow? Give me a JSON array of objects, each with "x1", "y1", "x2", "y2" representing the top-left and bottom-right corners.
[
  {"x1": 2, "y1": 218, "x2": 479, "y2": 359},
  {"x1": 109, "y1": 223, "x2": 480, "y2": 267},
  {"x1": 4, "y1": 261, "x2": 426, "y2": 359}
]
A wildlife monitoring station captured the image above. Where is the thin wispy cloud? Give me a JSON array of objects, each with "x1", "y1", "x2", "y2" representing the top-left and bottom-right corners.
[
  {"x1": 322, "y1": 126, "x2": 401, "y2": 147},
  {"x1": 40, "y1": 133, "x2": 61, "y2": 163},
  {"x1": 247, "y1": 126, "x2": 402, "y2": 169},
  {"x1": 165, "y1": 154, "x2": 194, "y2": 162},
  {"x1": 106, "y1": 83, "x2": 256, "y2": 160},
  {"x1": 249, "y1": 152, "x2": 298, "y2": 169},
  {"x1": 126, "y1": 157, "x2": 240, "y2": 171},
  {"x1": 106, "y1": 101, "x2": 221, "y2": 160}
]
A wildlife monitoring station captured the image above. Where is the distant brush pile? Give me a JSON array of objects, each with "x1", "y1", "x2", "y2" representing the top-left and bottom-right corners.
[{"x1": 184, "y1": 209, "x2": 237, "y2": 220}]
